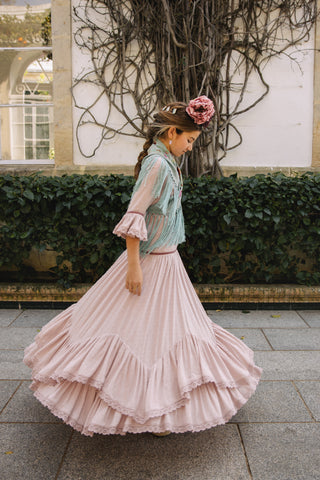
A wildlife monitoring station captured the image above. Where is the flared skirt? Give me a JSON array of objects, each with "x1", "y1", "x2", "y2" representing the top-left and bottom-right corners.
[{"x1": 23, "y1": 249, "x2": 262, "y2": 436}]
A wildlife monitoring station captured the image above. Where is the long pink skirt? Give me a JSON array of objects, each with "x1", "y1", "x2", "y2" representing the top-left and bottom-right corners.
[{"x1": 23, "y1": 249, "x2": 262, "y2": 436}]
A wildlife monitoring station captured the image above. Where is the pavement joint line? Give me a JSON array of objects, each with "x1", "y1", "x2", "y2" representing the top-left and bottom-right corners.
[
  {"x1": 224, "y1": 326, "x2": 312, "y2": 329},
  {"x1": 288, "y1": 379, "x2": 320, "y2": 382},
  {"x1": 265, "y1": 378, "x2": 320, "y2": 381},
  {"x1": 259, "y1": 348, "x2": 320, "y2": 352},
  {"x1": 296, "y1": 310, "x2": 313, "y2": 327},
  {"x1": 257, "y1": 379, "x2": 320, "y2": 382},
  {"x1": 3, "y1": 326, "x2": 44, "y2": 329},
  {"x1": 0, "y1": 421, "x2": 66, "y2": 425},
  {"x1": 256, "y1": 349, "x2": 320, "y2": 352},
  {"x1": 1, "y1": 379, "x2": 34, "y2": 382},
  {"x1": 261, "y1": 327, "x2": 320, "y2": 330},
  {"x1": 6, "y1": 308, "x2": 24, "y2": 327},
  {"x1": 225, "y1": 326, "x2": 318, "y2": 329},
  {"x1": 0, "y1": 379, "x2": 22, "y2": 415},
  {"x1": 236, "y1": 424, "x2": 253, "y2": 479},
  {"x1": 0, "y1": 348, "x2": 27, "y2": 351},
  {"x1": 54, "y1": 429, "x2": 74, "y2": 480},
  {"x1": 291, "y1": 380, "x2": 318, "y2": 422},
  {"x1": 230, "y1": 421, "x2": 318, "y2": 424},
  {"x1": 260, "y1": 328, "x2": 275, "y2": 350}
]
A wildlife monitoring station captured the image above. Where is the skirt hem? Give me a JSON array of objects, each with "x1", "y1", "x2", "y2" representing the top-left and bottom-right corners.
[{"x1": 32, "y1": 374, "x2": 261, "y2": 437}]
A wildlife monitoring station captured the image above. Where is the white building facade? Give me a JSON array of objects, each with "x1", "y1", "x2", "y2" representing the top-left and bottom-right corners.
[{"x1": 0, "y1": 0, "x2": 319, "y2": 176}]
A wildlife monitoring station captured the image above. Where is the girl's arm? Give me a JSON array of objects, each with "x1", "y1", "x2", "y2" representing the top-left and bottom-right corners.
[
  {"x1": 125, "y1": 236, "x2": 143, "y2": 296},
  {"x1": 113, "y1": 157, "x2": 168, "y2": 296}
]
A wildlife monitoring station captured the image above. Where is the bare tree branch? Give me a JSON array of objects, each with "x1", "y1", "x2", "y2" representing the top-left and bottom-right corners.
[{"x1": 72, "y1": 0, "x2": 319, "y2": 177}]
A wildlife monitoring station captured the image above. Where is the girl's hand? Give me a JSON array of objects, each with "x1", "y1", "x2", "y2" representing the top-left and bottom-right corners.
[{"x1": 126, "y1": 263, "x2": 143, "y2": 296}]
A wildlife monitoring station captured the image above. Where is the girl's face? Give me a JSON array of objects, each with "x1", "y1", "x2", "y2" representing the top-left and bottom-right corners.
[{"x1": 168, "y1": 129, "x2": 201, "y2": 157}]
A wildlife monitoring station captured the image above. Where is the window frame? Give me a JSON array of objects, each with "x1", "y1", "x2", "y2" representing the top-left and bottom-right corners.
[{"x1": 0, "y1": 11, "x2": 54, "y2": 165}]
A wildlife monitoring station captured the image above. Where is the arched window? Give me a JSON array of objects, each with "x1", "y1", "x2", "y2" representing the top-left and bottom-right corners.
[
  {"x1": 0, "y1": 1, "x2": 53, "y2": 164},
  {"x1": 11, "y1": 56, "x2": 53, "y2": 160}
]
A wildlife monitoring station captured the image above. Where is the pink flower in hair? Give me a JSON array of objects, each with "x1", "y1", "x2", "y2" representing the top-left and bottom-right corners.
[{"x1": 186, "y1": 95, "x2": 215, "y2": 126}]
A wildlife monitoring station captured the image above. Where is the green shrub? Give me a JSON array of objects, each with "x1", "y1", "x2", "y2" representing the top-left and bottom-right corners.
[
  {"x1": 181, "y1": 172, "x2": 320, "y2": 285},
  {"x1": 0, "y1": 172, "x2": 319, "y2": 286},
  {"x1": 0, "y1": 173, "x2": 134, "y2": 286}
]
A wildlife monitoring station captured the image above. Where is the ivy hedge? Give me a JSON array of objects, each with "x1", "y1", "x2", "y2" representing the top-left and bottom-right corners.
[{"x1": 0, "y1": 172, "x2": 320, "y2": 287}]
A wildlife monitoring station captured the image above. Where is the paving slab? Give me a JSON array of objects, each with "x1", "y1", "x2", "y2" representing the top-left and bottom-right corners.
[
  {"x1": 0, "y1": 327, "x2": 39, "y2": 350},
  {"x1": 263, "y1": 328, "x2": 320, "y2": 350},
  {"x1": 208, "y1": 310, "x2": 306, "y2": 328},
  {"x1": 0, "y1": 424, "x2": 72, "y2": 480},
  {"x1": 11, "y1": 309, "x2": 63, "y2": 328},
  {"x1": 0, "y1": 307, "x2": 319, "y2": 480},
  {"x1": 0, "y1": 309, "x2": 22, "y2": 327},
  {"x1": 254, "y1": 351, "x2": 320, "y2": 380},
  {"x1": 0, "y1": 350, "x2": 31, "y2": 380},
  {"x1": 58, "y1": 426, "x2": 250, "y2": 480},
  {"x1": 240, "y1": 423, "x2": 320, "y2": 480},
  {"x1": 295, "y1": 381, "x2": 320, "y2": 421},
  {"x1": 298, "y1": 310, "x2": 320, "y2": 327},
  {"x1": 0, "y1": 381, "x2": 62, "y2": 423},
  {"x1": 232, "y1": 380, "x2": 312, "y2": 423},
  {"x1": 0, "y1": 380, "x2": 20, "y2": 411},
  {"x1": 227, "y1": 328, "x2": 272, "y2": 350}
]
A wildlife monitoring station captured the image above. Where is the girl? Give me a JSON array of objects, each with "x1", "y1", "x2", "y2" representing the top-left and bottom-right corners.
[{"x1": 24, "y1": 96, "x2": 262, "y2": 436}]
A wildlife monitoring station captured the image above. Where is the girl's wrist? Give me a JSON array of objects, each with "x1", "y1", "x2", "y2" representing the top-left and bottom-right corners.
[{"x1": 127, "y1": 258, "x2": 140, "y2": 267}]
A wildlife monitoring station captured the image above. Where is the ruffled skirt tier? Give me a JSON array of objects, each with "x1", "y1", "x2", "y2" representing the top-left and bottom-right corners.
[{"x1": 24, "y1": 250, "x2": 262, "y2": 436}]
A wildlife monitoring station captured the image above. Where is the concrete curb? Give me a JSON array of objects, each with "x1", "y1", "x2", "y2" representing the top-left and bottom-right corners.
[{"x1": 0, "y1": 283, "x2": 320, "y2": 303}]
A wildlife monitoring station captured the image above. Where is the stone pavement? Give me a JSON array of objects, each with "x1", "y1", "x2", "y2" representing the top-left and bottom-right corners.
[{"x1": 1, "y1": 307, "x2": 320, "y2": 480}]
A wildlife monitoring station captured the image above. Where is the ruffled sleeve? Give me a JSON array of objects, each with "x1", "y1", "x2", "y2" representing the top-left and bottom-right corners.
[
  {"x1": 113, "y1": 155, "x2": 169, "y2": 241},
  {"x1": 112, "y1": 211, "x2": 148, "y2": 241}
]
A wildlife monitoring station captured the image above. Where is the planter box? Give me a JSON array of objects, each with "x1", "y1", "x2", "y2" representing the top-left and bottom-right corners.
[{"x1": 1, "y1": 283, "x2": 319, "y2": 304}]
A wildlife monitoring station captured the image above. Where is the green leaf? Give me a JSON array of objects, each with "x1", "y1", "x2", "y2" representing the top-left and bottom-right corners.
[
  {"x1": 223, "y1": 214, "x2": 231, "y2": 225},
  {"x1": 23, "y1": 189, "x2": 34, "y2": 201},
  {"x1": 245, "y1": 210, "x2": 253, "y2": 218},
  {"x1": 90, "y1": 252, "x2": 99, "y2": 263}
]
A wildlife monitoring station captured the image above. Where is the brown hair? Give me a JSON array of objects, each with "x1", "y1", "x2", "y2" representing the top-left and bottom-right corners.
[{"x1": 134, "y1": 101, "x2": 202, "y2": 180}]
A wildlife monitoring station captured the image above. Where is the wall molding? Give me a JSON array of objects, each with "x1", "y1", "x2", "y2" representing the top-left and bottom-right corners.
[
  {"x1": 312, "y1": 0, "x2": 320, "y2": 167},
  {"x1": 51, "y1": 0, "x2": 73, "y2": 168}
]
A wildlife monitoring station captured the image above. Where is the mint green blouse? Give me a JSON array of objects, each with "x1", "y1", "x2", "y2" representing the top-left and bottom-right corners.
[{"x1": 113, "y1": 139, "x2": 186, "y2": 255}]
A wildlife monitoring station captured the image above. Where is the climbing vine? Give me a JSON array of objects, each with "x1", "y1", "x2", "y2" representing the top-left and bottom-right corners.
[{"x1": 72, "y1": 0, "x2": 318, "y2": 177}]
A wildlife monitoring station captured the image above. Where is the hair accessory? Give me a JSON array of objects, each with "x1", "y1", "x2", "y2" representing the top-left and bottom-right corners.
[
  {"x1": 169, "y1": 140, "x2": 172, "y2": 145},
  {"x1": 186, "y1": 95, "x2": 215, "y2": 126},
  {"x1": 162, "y1": 106, "x2": 177, "y2": 114}
]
